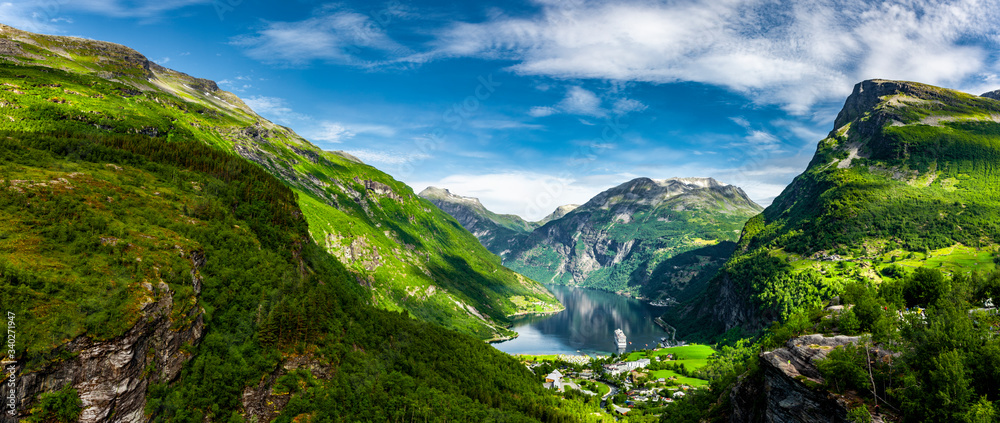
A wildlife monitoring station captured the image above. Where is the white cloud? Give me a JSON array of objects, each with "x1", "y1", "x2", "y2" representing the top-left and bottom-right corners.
[
  {"x1": 558, "y1": 86, "x2": 604, "y2": 117},
  {"x1": 312, "y1": 122, "x2": 354, "y2": 143},
  {"x1": 469, "y1": 119, "x2": 544, "y2": 130},
  {"x1": 528, "y1": 106, "x2": 558, "y2": 117},
  {"x1": 231, "y1": 6, "x2": 411, "y2": 67},
  {"x1": 70, "y1": 0, "x2": 211, "y2": 17},
  {"x1": 346, "y1": 149, "x2": 430, "y2": 165},
  {"x1": 428, "y1": 0, "x2": 1000, "y2": 113},
  {"x1": 308, "y1": 121, "x2": 398, "y2": 143},
  {"x1": 243, "y1": 96, "x2": 309, "y2": 124},
  {"x1": 0, "y1": 0, "x2": 212, "y2": 29},
  {"x1": 612, "y1": 98, "x2": 647, "y2": 115}
]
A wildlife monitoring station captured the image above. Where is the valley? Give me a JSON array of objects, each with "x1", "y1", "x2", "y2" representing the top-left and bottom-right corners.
[{"x1": 0, "y1": 8, "x2": 999, "y2": 423}]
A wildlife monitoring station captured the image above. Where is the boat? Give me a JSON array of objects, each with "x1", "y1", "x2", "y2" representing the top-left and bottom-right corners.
[{"x1": 614, "y1": 328, "x2": 627, "y2": 350}]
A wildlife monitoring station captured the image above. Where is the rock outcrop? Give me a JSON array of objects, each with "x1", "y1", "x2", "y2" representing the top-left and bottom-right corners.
[
  {"x1": 731, "y1": 334, "x2": 860, "y2": 423},
  {"x1": 11, "y1": 275, "x2": 205, "y2": 422},
  {"x1": 982, "y1": 89, "x2": 1000, "y2": 101}
]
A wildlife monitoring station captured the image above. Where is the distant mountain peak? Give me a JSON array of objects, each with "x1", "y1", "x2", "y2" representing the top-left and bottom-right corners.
[
  {"x1": 536, "y1": 204, "x2": 581, "y2": 226},
  {"x1": 419, "y1": 186, "x2": 487, "y2": 209},
  {"x1": 983, "y1": 89, "x2": 1000, "y2": 101},
  {"x1": 656, "y1": 177, "x2": 729, "y2": 188},
  {"x1": 586, "y1": 177, "x2": 757, "y2": 212}
]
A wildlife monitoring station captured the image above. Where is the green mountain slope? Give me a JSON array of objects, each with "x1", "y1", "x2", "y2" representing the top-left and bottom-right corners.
[
  {"x1": 0, "y1": 130, "x2": 594, "y2": 422},
  {"x1": 429, "y1": 178, "x2": 761, "y2": 301},
  {"x1": 0, "y1": 24, "x2": 560, "y2": 341},
  {"x1": 670, "y1": 79, "x2": 1000, "y2": 339},
  {"x1": 419, "y1": 186, "x2": 538, "y2": 255}
]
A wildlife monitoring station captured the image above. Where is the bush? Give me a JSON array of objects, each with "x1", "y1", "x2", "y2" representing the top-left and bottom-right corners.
[
  {"x1": 816, "y1": 344, "x2": 869, "y2": 394},
  {"x1": 903, "y1": 267, "x2": 949, "y2": 307},
  {"x1": 839, "y1": 308, "x2": 861, "y2": 335},
  {"x1": 847, "y1": 406, "x2": 872, "y2": 423},
  {"x1": 27, "y1": 384, "x2": 82, "y2": 423}
]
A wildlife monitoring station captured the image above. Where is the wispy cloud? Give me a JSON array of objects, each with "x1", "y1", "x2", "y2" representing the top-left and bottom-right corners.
[
  {"x1": 346, "y1": 149, "x2": 430, "y2": 165},
  {"x1": 243, "y1": 96, "x2": 310, "y2": 124},
  {"x1": 70, "y1": 0, "x2": 211, "y2": 18},
  {"x1": 427, "y1": 0, "x2": 1000, "y2": 114},
  {"x1": 308, "y1": 121, "x2": 398, "y2": 143},
  {"x1": 528, "y1": 106, "x2": 558, "y2": 117},
  {"x1": 231, "y1": 5, "x2": 411, "y2": 67},
  {"x1": 612, "y1": 98, "x2": 647, "y2": 115}
]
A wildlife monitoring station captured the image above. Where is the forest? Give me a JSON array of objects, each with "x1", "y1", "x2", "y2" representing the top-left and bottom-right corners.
[{"x1": 0, "y1": 130, "x2": 599, "y2": 422}]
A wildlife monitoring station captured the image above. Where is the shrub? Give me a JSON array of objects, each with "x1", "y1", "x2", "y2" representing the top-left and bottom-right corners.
[{"x1": 27, "y1": 384, "x2": 82, "y2": 423}]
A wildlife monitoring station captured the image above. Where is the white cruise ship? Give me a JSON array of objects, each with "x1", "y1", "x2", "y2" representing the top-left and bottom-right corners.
[{"x1": 614, "y1": 328, "x2": 627, "y2": 350}]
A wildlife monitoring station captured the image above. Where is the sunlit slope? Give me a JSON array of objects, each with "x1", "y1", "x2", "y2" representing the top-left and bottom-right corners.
[
  {"x1": 671, "y1": 79, "x2": 1000, "y2": 339},
  {"x1": 0, "y1": 24, "x2": 560, "y2": 340}
]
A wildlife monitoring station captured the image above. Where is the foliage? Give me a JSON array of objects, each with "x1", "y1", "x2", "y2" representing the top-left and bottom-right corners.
[
  {"x1": 27, "y1": 384, "x2": 82, "y2": 423},
  {"x1": 0, "y1": 130, "x2": 585, "y2": 422},
  {"x1": 816, "y1": 344, "x2": 869, "y2": 394},
  {"x1": 847, "y1": 406, "x2": 873, "y2": 423},
  {"x1": 0, "y1": 54, "x2": 559, "y2": 341}
]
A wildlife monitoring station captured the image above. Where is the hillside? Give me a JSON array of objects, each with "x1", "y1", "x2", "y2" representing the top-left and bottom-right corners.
[
  {"x1": 419, "y1": 187, "x2": 537, "y2": 255},
  {"x1": 0, "y1": 130, "x2": 603, "y2": 422},
  {"x1": 0, "y1": 23, "x2": 561, "y2": 341},
  {"x1": 669, "y1": 79, "x2": 1000, "y2": 339},
  {"x1": 429, "y1": 178, "x2": 761, "y2": 301}
]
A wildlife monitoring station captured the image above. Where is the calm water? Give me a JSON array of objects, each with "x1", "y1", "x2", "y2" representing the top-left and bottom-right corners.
[{"x1": 493, "y1": 284, "x2": 669, "y2": 356}]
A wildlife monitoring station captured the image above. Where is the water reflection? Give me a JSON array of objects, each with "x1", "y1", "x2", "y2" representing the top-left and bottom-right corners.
[{"x1": 493, "y1": 284, "x2": 668, "y2": 356}]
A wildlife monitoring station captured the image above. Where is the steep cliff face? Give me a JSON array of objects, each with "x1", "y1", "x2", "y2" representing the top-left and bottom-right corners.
[
  {"x1": 13, "y1": 283, "x2": 204, "y2": 423},
  {"x1": 730, "y1": 335, "x2": 859, "y2": 423}
]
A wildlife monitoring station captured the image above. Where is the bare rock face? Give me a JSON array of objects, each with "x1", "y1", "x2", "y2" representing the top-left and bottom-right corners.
[
  {"x1": 731, "y1": 334, "x2": 860, "y2": 423},
  {"x1": 983, "y1": 89, "x2": 1000, "y2": 101},
  {"x1": 10, "y1": 273, "x2": 205, "y2": 422}
]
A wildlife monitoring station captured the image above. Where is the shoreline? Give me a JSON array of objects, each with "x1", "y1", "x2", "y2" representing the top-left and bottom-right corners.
[{"x1": 506, "y1": 305, "x2": 565, "y2": 318}]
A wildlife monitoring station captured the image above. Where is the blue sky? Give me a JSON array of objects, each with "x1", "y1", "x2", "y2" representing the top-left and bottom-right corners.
[{"x1": 4, "y1": 0, "x2": 1000, "y2": 219}]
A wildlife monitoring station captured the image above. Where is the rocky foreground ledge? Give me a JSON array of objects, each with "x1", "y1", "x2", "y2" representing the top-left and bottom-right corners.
[{"x1": 729, "y1": 334, "x2": 894, "y2": 423}]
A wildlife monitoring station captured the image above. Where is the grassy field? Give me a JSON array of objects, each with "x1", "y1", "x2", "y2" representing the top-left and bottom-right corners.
[
  {"x1": 626, "y1": 344, "x2": 715, "y2": 369},
  {"x1": 625, "y1": 345, "x2": 715, "y2": 387},
  {"x1": 647, "y1": 370, "x2": 709, "y2": 387}
]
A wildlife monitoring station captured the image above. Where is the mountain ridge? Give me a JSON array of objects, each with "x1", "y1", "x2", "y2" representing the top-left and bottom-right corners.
[
  {"x1": 0, "y1": 23, "x2": 562, "y2": 342},
  {"x1": 426, "y1": 176, "x2": 762, "y2": 302},
  {"x1": 668, "y1": 79, "x2": 1000, "y2": 339}
]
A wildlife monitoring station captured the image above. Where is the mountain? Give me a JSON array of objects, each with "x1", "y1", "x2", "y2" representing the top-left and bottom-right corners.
[
  {"x1": 536, "y1": 204, "x2": 581, "y2": 226},
  {"x1": 0, "y1": 24, "x2": 560, "y2": 343},
  {"x1": 669, "y1": 79, "x2": 1000, "y2": 339},
  {"x1": 0, "y1": 25, "x2": 589, "y2": 422},
  {"x1": 429, "y1": 177, "x2": 762, "y2": 302},
  {"x1": 418, "y1": 187, "x2": 537, "y2": 254}
]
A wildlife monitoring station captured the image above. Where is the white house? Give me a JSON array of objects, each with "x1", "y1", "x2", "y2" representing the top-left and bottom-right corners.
[{"x1": 544, "y1": 369, "x2": 564, "y2": 390}]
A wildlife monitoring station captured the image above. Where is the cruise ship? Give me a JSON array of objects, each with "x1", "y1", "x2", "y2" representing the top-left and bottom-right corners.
[{"x1": 614, "y1": 328, "x2": 627, "y2": 350}]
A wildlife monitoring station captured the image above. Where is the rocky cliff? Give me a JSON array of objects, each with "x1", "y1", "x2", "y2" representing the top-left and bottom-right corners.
[
  {"x1": 10, "y1": 261, "x2": 205, "y2": 423},
  {"x1": 730, "y1": 334, "x2": 860, "y2": 423}
]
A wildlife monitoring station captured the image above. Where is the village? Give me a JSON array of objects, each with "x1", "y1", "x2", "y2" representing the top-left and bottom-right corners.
[{"x1": 518, "y1": 344, "x2": 714, "y2": 417}]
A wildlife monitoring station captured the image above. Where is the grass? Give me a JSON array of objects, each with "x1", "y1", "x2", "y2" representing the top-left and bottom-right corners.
[
  {"x1": 623, "y1": 345, "x2": 715, "y2": 387},
  {"x1": 627, "y1": 344, "x2": 715, "y2": 369},
  {"x1": 647, "y1": 370, "x2": 709, "y2": 387},
  {"x1": 0, "y1": 54, "x2": 562, "y2": 341}
]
